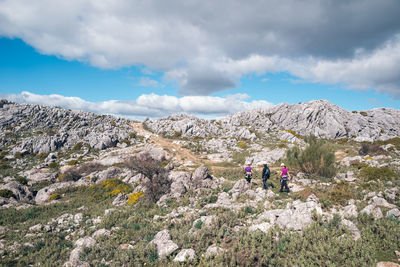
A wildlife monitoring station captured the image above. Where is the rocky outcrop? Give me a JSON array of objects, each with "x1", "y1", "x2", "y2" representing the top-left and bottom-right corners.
[
  {"x1": 0, "y1": 100, "x2": 136, "y2": 155},
  {"x1": 144, "y1": 100, "x2": 400, "y2": 141}
]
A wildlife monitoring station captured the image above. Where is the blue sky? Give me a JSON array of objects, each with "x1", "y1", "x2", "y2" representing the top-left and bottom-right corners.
[{"x1": 0, "y1": 1, "x2": 399, "y2": 118}]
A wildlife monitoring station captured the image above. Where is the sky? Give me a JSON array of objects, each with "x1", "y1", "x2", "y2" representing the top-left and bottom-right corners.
[{"x1": 0, "y1": 0, "x2": 400, "y2": 119}]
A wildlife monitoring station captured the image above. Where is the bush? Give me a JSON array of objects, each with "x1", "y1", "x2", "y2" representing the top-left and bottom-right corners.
[
  {"x1": 49, "y1": 193, "x2": 61, "y2": 200},
  {"x1": 286, "y1": 135, "x2": 336, "y2": 178},
  {"x1": 37, "y1": 153, "x2": 48, "y2": 159},
  {"x1": 72, "y1": 142, "x2": 83, "y2": 151},
  {"x1": 359, "y1": 144, "x2": 384, "y2": 155},
  {"x1": 0, "y1": 189, "x2": 14, "y2": 198},
  {"x1": 67, "y1": 159, "x2": 78, "y2": 166},
  {"x1": 59, "y1": 162, "x2": 103, "y2": 182},
  {"x1": 101, "y1": 179, "x2": 132, "y2": 195},
  {"x1": 126, "y1": 192, "x2": 144, "y2": 205},
  {"x1": 48, "y1": 162, "x2": 59, "y2": 169},
  {"x1": 16, "y1": 176, "x2": 28, "y2": 185},
  {"x1": 237, "y1": 141, "x2": 247, "y2": 148},
  {"x1": 58, "y1": 169, "x2": 82, "y2": 182},
  {"x1": 78, "y1": 162, "x2": 104, "y2": 175},
  {"x1": 125, "y1": 152, "x2": 171, "y2": 203},
  {"x1": 194, "y1": 219, "x2": 203, "y2": 229},
  {"x1": 360, "y1": 166, "x2": 397, "y2": 182}
]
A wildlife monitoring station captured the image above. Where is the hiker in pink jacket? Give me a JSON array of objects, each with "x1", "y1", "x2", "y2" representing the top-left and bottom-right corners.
[{"x1": 279, "y1": 163, "x2": 291, "y2": 193}]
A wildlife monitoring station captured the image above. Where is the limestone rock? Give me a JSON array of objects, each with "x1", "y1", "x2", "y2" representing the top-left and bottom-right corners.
[
  {"x1": 249, "y1": 222, "x2": 273, "y2": 234},
  {"x1": 361, "y1": 204, "x2": 383, "y2": 219},
  {"x1": 340, "y1": 219, "x2": 361, "y2": 241},
  {"x1": 173, "y1": 249, "x2": 196, "y2": 262},
  {"x1": 35, "y1": 182, "x2": 75, "y2": 204},
  {"x1": 369, "y1": 196, "x2": 396, "y2": 208},
  {"x1": 92, "y1": 229, "x2": 111, "y2": 239},
  {"x1": 205, "y1": 245, "x2": 225, "y2": 257},
  {"x1": 150, "y1": 229, "x2": 179, "y2": 258},
  {"x1": 339, "y1": 204, "x2": 358, "y2": 218},
  {"x1": 112, "y1": 194, "x2": 128, "y2": 206},
  {"x1": 386, "y1": 208, "x2": 400, "y2": 219},
  {"x1": 0, "y1": 181, "x2": 33, "y2": 202},
  {"x1": 75, "y1": 236, "x2": 96, "y2": 248}
]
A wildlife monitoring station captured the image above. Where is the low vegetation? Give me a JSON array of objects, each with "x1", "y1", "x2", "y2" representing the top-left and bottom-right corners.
[
  {"x1": 286, "y1": 135, "x2": 336, "y2": 178},
  {"x1": 125, "y1": 152, "x2": 171, "y2": 203}
]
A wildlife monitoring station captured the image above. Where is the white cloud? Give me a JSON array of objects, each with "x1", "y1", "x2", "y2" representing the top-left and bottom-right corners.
[
  {"x1": 3, "y1": 91, "x2": 274, "y2": 119},
  {"x1": 1, "y1": 0, "x2": 400, "y2": 96},
  {"x1": 137, "y1": 77, "x2": 163, "y2": 88}
]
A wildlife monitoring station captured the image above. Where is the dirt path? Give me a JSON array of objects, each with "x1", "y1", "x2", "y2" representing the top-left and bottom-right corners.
[
  {"x1": 131, "y1": 122, "x2": 206, "y2": 167},
  {"x1": 335, "y1": 149, "x2": 347, "y2": 162}
]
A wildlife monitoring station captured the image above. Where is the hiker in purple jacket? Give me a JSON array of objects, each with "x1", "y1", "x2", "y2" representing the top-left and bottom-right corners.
[
  {"x1": 279, "y1": 163, "x2": 291, "y2": 192},
  {"x1": 244, "y1": 163, "x2": 254, "y2": 183}
]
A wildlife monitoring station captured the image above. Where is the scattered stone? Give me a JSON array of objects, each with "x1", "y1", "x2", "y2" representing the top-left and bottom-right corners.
[
  {"x1": 369, "y1": 196, "x2": 396, "y2": 208},
  {"x1": 205, "y1": 245, "x2": 225, "y2": 257},
  {"x1": 104, "y1": 209, "x2": 116, "y2": 216},
  {"x1": 150, "y1": 229, "x2": 179, "y2": 258},
  {"x1": 386, "y1": 208, "x2": 400, "y2": 219},
  {"x1": 112, "y1": 193, "x2": 128, "y2": 206},
  {"x1": 249, "y1": 222, "x2": 273, "y2": 234},
  {"x1": 173, "y1": 249, "x2": 196, "y2": 262},
  {"x1": 29, "y1": 224, "x2": 43, "y2": 232},
  {"x1": 340, "y1": 219, "x2": 361, "y2": 241},
  {"x1": 75, "y1": 236, "x2": 96, "y2": 248},
  {"x1": 339, "y1": 204, "x2": 358, "y2": 218},
  {"x1": 361, "y1": 204, "x2": 383, "y2": 219},
  {"x1": 119, "y1": 244, "x2": 134, "y2": 250},
  {"x1": 92, "y1": 229, "x2": 111, "y2": 239}
]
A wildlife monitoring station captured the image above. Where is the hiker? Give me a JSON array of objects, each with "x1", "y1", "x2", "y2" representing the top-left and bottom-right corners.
[
  {"x1": 279, "y1": 163, "x2": 290, "y2": 192},
  {"x1": 244, "y1": 163, "x2": 254, "y2": 183},
  {"x1": 261, "y1": 163, "x2": 271, "y2": 189}
]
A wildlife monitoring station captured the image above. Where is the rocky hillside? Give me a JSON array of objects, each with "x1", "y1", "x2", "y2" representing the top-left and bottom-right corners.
[
  {"x1": 0, "y1": 99, "x2": 400, "y2": 266},
  {"x1": 145, "y1": 100, "x2": 400, "y2": 141},
  {"x1": 0, "y1": 99, "x2": 137, "y2": 155}
]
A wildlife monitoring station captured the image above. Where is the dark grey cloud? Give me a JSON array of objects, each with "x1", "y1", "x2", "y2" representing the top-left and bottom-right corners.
[
  {"x1": 0, "y1": 0, "x2": 400, "y2": 95},
  {"x1": 178, "y1": 67, "x2": 236, "y2": 95}
]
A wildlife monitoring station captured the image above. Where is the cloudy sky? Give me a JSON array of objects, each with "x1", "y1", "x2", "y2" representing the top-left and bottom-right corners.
[{"x1": 1, "y1": 0, "x2": 400, "y2": 118}]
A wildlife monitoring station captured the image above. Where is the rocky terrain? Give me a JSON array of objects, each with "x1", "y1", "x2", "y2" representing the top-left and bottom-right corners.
[
  {"x1": 145, "y1": 100, "x2": 400, "y2": 141},
  {"x1": 0, "y1": 99, "x2": 400, "y2": 266}
]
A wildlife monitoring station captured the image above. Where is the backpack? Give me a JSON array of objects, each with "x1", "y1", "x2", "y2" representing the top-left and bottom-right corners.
[{"x1": 265, "y1": 167, "x2": 270, "y2": 178}]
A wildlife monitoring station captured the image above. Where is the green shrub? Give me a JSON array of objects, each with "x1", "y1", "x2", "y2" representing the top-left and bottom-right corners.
[
  {"x1": 0, "y1": 163, "x2": 10, "y2": 169},
  {"x1": 72, "y1": 142, "x2": 83, "y2": 151},
  {"x1": 194, "y1": 219, "x2": 203, "y2": 229},
  {"x1": 360, "y1": 111, "x2": 368, "y2": 116},
  {"x1": 49, "y1": 193, "x2": 61, "y2": 200},
  {"x1": 0, "y1": 189, "x2": 14, "y2": 198},
  {"x1": 119, "y1": 139, "x2": 131, "y2": 146},
  {"x1": 67, "y1": 159, "x2": 78, "y2": 166},
  {"x1": 173, "y1": 131, "x2": 182, "y2": 138},
  {"x1": 37, "y1": 152, "x2": 48, "y2": 159},
  {"x1": 57, "y1": 169, "x2": 81, "y2": 182},
  {"x1": 330, "y1": 182, "x2": 353, "y2": 205},
  {"x1": 16, "y1": 176, "x2": 28, "y2": 185},
  {"x1": 286, "y1": 135, "x2": 336, "y2": 178},
  {"x1": 360, "y1": 166, "x2": 397, "y2": 182},
  {"x1": 48, "y1": 162, "x2": 59, "y2": 169},
  {"x1": 14, "y1": 152, "x2": 23, "y2": 159}
]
